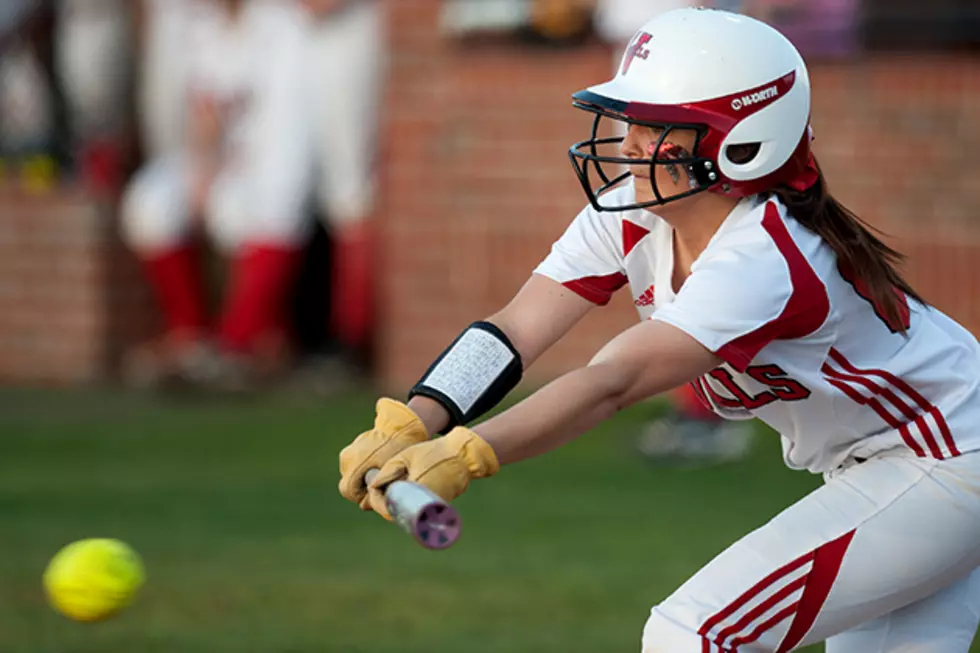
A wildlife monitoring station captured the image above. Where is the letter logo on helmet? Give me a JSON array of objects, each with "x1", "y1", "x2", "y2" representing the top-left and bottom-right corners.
[
  {"x1": 568, "y1": 8, "x2": 814, "y2": 213},
  {"x1": 621, "y1": 32, "x2": 653, "y2": 75}
]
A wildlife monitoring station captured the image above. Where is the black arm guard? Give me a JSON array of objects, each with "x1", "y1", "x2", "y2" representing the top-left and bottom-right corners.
[{"x1": 408, "y1": 321, "x2": 524, "y2": 433}]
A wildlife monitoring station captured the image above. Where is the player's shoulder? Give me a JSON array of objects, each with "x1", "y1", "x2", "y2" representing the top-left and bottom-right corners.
[{"x1": 699, "y1": 195, "x2": 823, "y2": 275}]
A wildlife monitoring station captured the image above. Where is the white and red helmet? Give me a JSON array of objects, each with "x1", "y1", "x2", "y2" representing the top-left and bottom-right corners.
[{"x1": 570, "y1": 7, "x2": 815, "y2": 211}]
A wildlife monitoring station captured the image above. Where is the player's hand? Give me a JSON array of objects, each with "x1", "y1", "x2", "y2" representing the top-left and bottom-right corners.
[
  {"x1": 338, "y1": 398, "x2": 429, "y2": 509},
  {"x1": 365, "y1": 426, "x2": 500, "y2": 520}
]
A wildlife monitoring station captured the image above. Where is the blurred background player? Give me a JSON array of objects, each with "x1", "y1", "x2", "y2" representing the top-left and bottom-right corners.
[
  {"x1": 121, "y1": 0, "x2": 316, "y2": 391},
  {"x1": 134, "y1": 0, "x2": 194, "y2": 164},
  {"x1": 593, "y1": 0, "x2": 755, "y2": 466},
  {"x1": 54, "y1": 0, "x2": 132, "y2": 197},
  {"x1": 302, "y1": 0, "x2": 385, "y2": 375},
  {"x1": 0, "y1": 0, "x2": 64, "y2": 185}
]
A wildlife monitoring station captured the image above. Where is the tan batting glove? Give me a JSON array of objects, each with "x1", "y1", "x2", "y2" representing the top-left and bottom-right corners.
[
  {"x1": 338, "y1": 398, "x2": 430, "y2": 510},
  {"x1": 365, "y1": 426, "x2": 500, "y2": 520}
]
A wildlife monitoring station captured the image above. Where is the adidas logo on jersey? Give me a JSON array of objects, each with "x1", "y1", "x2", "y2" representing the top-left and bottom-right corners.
[
  {"x1": 634, "y1": 285, "x2": 655, "y2": 307},
  {"x1": 731, "y1": 85, "x2": 779, "y2": 111}
]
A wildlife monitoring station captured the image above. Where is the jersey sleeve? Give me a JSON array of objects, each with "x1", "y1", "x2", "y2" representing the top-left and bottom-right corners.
[
  {"x1": 533, "y1": 201, "x2": 627, "y2": 306},
  {"x1": 652, "y1": 203, "x2": 830, "y2": 372}
]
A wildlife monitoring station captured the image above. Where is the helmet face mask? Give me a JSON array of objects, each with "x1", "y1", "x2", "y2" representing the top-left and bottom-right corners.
[{"x1": 569, "y1": 94, "x2": 721, "y2": 213}]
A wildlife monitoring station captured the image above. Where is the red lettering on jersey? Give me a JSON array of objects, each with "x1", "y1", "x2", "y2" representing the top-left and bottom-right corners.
[
  {"x1": 837, "y1": 259, "x2": 911, "y2": 333},
  {"x1": 710, "y1": 369, "x2": 777, "y2": 410},
  {"x1": 700, "y1": 365, "x2": 811, "y2": 411},
  {"x1": 699, "y1": 374, "x2": 742, "y2": 409},
  {"x1": 747, "y1": 364, "x2": 811, "y2": 401},
  {"x1": 621, "y1": 32, "x2": 653, "y2": 75},
  {"x1": 690, "y1": 379, "x2": 711, "y2": 411}
]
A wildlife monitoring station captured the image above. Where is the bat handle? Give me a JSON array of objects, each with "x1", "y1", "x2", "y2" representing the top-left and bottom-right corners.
[{"x1": 364, "y1": 469, "x2": 462, "y2": 550}]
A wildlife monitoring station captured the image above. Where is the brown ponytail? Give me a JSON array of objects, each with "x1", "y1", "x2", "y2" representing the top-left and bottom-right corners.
[{"x1": 772, "y1": 161, "x2": 924, "y2": 333}]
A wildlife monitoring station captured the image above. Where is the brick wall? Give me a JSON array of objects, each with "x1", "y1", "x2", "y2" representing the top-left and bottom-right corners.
[
  {"x1": 378, "y1": 0, "x2": 980, "y2": 389},
  {"x1": 0, "y1": 189, "x2": 155, "y2": 384}
]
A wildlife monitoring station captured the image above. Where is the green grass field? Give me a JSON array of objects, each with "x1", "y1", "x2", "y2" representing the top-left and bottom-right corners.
[{"x1": 0, "y1": 388, "x2": 973, "y2": 652}]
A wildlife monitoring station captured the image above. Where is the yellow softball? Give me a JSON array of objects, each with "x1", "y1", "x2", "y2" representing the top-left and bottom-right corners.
[{"x1": 43, "y1": 538, "x2": 145, "y2": 622}]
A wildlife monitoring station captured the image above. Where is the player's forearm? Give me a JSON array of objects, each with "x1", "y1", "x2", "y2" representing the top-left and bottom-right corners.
[
  {"x1": 471, "y1": 320, "x2": 721, "y2": 465},
  {"x1": 406, "y1": 395, "x2": 452, "y2": 436},
  {"x1": 406, "y1": 276, "x2": 592, "y2": 437},
  {"x1": 407, "y1": 311, "x2": 532, "y2": 436},
  {"x1": 472, "y1": 362, "x2": 631, "y2": 465}
]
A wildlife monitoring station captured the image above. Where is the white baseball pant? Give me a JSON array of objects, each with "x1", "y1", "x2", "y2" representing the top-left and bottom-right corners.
[
  {"x1": 642, "y1": 450, "x2": 980, "y2": 652},
  {"x1": 121, "y1": 157, "x2": 312, "y2": 254}
]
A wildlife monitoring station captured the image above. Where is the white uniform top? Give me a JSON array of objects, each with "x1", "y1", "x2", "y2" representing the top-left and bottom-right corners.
[
  {"x1": 535, "y1": 185, "x2": 980, "y2": 474},
  {"x1": 186, "y1": 0, "x2": 314, "y2": 187},
  {"x1": 140, "y1": 0, "x2": 200, "y2": 157}
]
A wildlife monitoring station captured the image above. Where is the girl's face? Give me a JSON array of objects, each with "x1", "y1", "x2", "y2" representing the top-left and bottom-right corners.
[{"x1": 620, "y1": 123, "x2": 701, "y2": 211}]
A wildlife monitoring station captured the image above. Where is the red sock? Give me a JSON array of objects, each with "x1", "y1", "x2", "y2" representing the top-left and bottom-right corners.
[
  {"x1": 331, "y1": 222, "x2": 374, "y2": 353},
  {"x1": 140, "y1": 245, "x2": 207, "y2": 340},
  {"x1": 80, "y1": 138, "x2": 125, "y2": 198},
  {"x1": 673, "y1": 383, "x2": 720, "y2": 422},
  {"x1": 217, "y1": 243, "x2": 300, "y2": 354}
]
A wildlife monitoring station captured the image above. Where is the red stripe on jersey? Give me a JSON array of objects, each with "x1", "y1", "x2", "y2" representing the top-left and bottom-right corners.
[
  {"x1": 822, "y1": 366, "x2": 929, "y2": 458},
  {"x1": 698, "y1": 550, "x2": 814, "y2": 644},
  {"x1": 829, "y1": 349, "x2": 960, "y2": 457},
  {"x1": 927, "y1": 406, "x2": 959, "y2": 457},
  {"x1": 834, "y1": 380, "x2": 940, "y2": 459},
  {"x1": 776, "y1": 530, "x2": 855, "y2": 652},
  {"x1": 821, "y1": 362, "x2": 940, "y2": 458},
  {"x1": 622, "y1": 220, "x2": 650, "y2": 257},
  {"x1": 561, "y1": 272, "x2": 627, "y2": 306},
  {"x1": 716, "y1": 203, "x2": 830, "y2": 373}
]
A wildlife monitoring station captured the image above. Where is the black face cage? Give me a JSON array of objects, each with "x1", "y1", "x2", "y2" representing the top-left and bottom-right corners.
[{"x1": 568, "y1": 96, "x2": 723, "y2": 213}]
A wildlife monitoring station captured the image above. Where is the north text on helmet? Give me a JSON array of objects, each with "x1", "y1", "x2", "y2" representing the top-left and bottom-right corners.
[{"x1": 731, "y1": 85, "x2": 779, "y2": 111}]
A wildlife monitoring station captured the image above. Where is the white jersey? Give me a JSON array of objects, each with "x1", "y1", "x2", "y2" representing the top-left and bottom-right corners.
[
  {"x1": 535, "y1": 185, "x2": 980, "y2": 473},
  {"x1": 186, "y1": 0, "x2": 314, "y2": 183},
  {"x1": 139, "y1": 0, "x2": 201, "y2": 157}
]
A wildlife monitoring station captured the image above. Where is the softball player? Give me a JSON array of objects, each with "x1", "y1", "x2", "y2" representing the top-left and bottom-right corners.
[
  {"x1": 594, "y1": 0, "x2": 757, "y2": 467},
  {"x1": 121, "y1": 0, "x2": 315, "y2": 384},
  {"x1": 339, "y1": 8, "x2": 980, "y2": 652},
  {"x1": 302, "y1": 0, "x2": 384, "y2": 363}
]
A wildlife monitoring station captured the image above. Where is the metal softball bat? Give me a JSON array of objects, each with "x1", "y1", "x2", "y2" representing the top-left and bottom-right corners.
[{"x1": 364, "y1": 469, "x2": 461, "y2": 550}]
